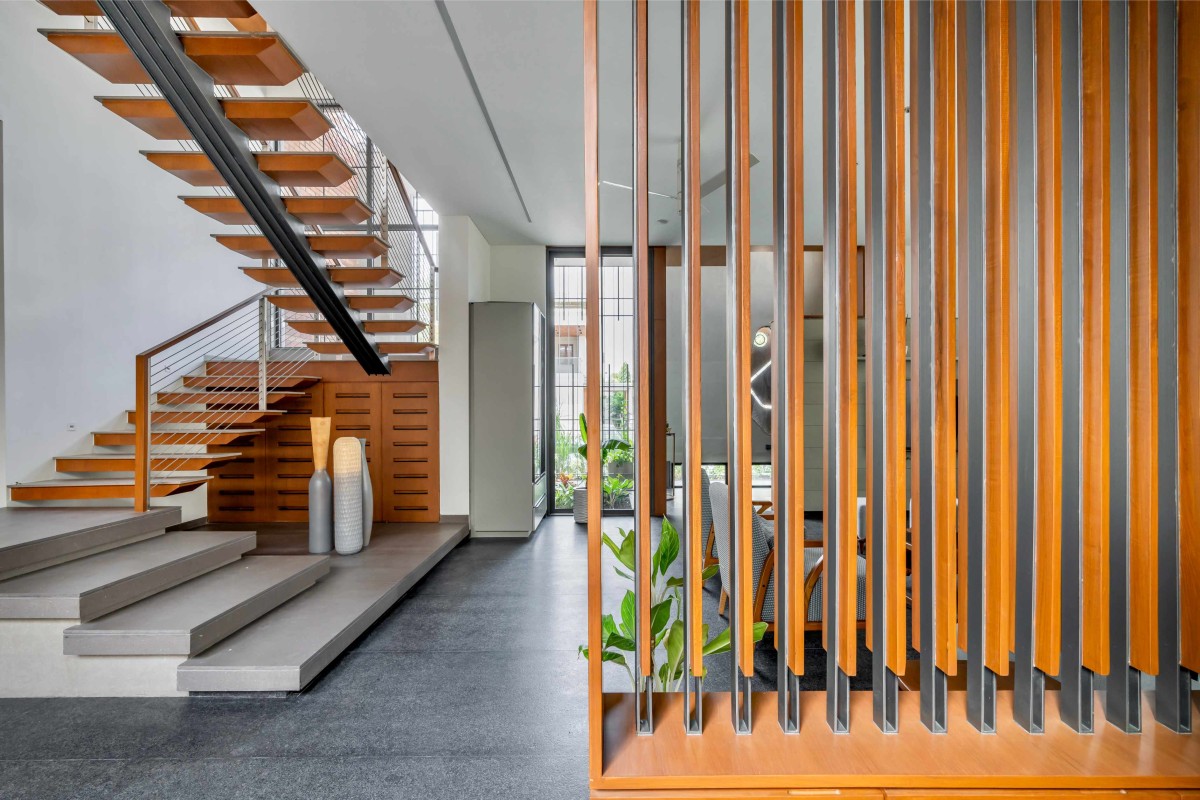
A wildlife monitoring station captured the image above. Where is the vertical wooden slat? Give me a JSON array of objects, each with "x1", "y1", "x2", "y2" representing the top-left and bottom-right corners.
[
  {"x1": 727, "y1": 0, "x2": 754, "y2": 682},
  {"x1": 682, "y1": 0, "x2": 704, "y2": 686},
  {"x1": 582, "y1": 0, "x2": 603, "y2": 777},
  {"x1": 1180, "y1": 0, "x2": 1200, "y2": 677},
  {"x1": 880, "y1": 0, "x2": 907, "y2": 679},
  {"x1": 833, "y1": 0, "x2": 859, "y2": 679},
  {"x1": 931, "y1": 0, "x2": 958, "y2": 677},
  {"x1": 1080, "y1": 0, "x2": 1111, "y2": 677},
  {"x1": 983, "y1": 0, "x2": 1015, "y2": 678},
  {"x1": 1126, "y1": 0, "x2": 1159, "y2": 677},
  {"x1": 632, "y1": 0, "x2": 653, "y2": 686},
  {"x1": 1033, "y1": 0, "x2": 1063, "y2": 679},
  {"x1": 954, "y1": 0, "x2": 972, "y2": 657}
]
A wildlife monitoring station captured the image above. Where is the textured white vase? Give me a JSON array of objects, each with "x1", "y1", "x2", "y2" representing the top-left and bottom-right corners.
[
  {"x1": 333, "y1": 437, "x2": 364, "y2": 555},
  {"x1": 360, "y1": 438, "x2": 373, "y2": 547}
]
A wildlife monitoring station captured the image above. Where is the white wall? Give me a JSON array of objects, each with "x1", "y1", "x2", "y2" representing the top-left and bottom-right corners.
[
  {"x1": 438, "y1": 215, "x2": 492, "y2": 517},
  {"x1": 489, "y1": 245, "x2": 547, "y2": 313},
  {"x1": 0, "y1": 3, "x2": 249, "y2": 500}
]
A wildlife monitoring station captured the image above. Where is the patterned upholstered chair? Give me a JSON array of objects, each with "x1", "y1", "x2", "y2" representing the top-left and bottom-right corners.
[{"x1": 709, "y1": 480, "x2": 868, "y2": 634}]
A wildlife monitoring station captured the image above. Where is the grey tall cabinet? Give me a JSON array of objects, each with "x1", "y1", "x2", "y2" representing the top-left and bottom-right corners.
[{"x1": 469, "y1": 302, "x2": 547, "y2": 536}]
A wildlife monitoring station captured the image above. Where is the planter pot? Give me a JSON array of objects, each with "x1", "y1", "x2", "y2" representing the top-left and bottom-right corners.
[
  {"x1": 573, "y1": 487, "x2": 588, "y2": 524},
  {"x1": 608, "y1": 461, "x2": 634, "y2": 481},
  {"x1": 611, "y1": 496, "x2": 632, "y2": 511}
]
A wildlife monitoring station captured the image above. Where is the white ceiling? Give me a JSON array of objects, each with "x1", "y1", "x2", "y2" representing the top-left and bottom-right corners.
[{"x1": 257, "y1": 0, "x2": 836, "y2": 247}]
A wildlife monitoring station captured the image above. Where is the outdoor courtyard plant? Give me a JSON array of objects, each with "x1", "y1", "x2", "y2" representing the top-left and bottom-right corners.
[{"x1": 579, "y1": 518, "x2": 768, "y2": 691}]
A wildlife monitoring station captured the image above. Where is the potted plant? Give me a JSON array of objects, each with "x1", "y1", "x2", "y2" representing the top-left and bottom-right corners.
[
  {"x1": 572, "y1": 413, "x2": 632, "y2": 524},
  {"x1": 579, "y1": 519, "x2": 767, "y2": 691},
  {"x1": 601, "y1": 475, "x2": 633, "y2": 510}
]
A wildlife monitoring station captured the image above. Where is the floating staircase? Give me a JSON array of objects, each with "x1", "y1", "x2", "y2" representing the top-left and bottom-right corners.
[
  {"x1": 8, "y1": 360, "x2": 315, "y2": 504},
  {"x1": 0, "y1": 506, "x2": 342, "y2": 697}
]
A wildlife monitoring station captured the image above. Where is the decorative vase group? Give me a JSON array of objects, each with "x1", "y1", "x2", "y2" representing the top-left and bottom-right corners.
[{"x1": 308, "y1": 419, "x2": 373, "y2": 556}]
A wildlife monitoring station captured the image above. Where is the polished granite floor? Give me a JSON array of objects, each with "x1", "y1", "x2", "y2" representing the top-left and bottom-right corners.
[{"x1": 1, "y1": 509, "x2": 890, "y2": 799}]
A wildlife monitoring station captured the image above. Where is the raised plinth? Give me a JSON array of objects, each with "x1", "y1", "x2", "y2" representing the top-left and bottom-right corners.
[{"x1": 595, "y1": 690, "x2": 1200, "y2": 797}]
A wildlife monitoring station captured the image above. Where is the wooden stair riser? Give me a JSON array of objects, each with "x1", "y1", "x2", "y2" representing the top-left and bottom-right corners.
[
  {"x1": 154, "y1": 390, "x2": 302, "y2": 406},
  {"x1": 182, "y1": 374, "x2": 319, "y2": 390},
  {"x1": 125, "y1": 409, "x2": 283, "y2": 425},
  {"x1": 55, "y1": 454, "x2": 240, "y2": 473},
  {"x1": 9, "y1": 478, "x2": 210, "y2": 502},
  {"x1": 100, "y1": 97, "x2": 332, "y2": 142},
  {"x1": 288, "y1": 319, "x2": 427, "y2": 336},
  {"x1": 268, "y1": 294, "x2": 415, "y2": 313},
  {"x1": 42, "y1": 30, "x2": 304, "y2": 86},
  {"x1": 241, "y1": 267, "x2": 403, "y2": 290},
  {"x1": 219, "y1": 234, "x2": 388, "y2": 260},
  {"x1": 94, "y1": 430, "x2": 264, "y2": 447},
  {"x1": 182, "y1": 196, "x2": 371, "y2": 227},
  {"x1": 144, "y1": 151, "x2": 354, "y2": 188},
  {"x1": 40, "y1": 1, "x2": 257, "y2": 18}
]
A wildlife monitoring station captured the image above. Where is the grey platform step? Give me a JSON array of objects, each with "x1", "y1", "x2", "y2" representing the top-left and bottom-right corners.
[
  {"x1": 0, "y1": 507, "x2": 180, "y2": 582},
  {"x1": 178, "y1": 523, "x2": 467, "y2": 692},
  {"x1": 64, "y1": 555, "x2": 330, "y2": 656},
  {"x1": 0, "y1": 530, "x2": 255, "y2": 621}
]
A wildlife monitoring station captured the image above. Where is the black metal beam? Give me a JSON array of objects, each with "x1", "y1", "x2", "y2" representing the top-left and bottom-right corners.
[{"x1": 98, "y1": 0, "x2": 388, "y2": 375}]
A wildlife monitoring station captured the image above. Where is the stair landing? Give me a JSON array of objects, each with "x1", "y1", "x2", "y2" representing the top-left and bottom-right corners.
[{"x1": 0, "y1": 506, "x2": 180, "y2": 581}]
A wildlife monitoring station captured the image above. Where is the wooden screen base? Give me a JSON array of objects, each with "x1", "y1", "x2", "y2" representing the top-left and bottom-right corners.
[{"x1": 594, "y1": 691, "x2": 1200, "y2": 798}]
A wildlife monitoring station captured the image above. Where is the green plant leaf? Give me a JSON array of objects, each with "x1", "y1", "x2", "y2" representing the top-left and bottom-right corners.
[
  {"x1": 664, "y1": 621, "x2": 685, "y2": 688},
  {"x1": 617, "y1": 532, "x2": 636, "y2": 571},
  {"x1": 649, "y1": 598, "x2": 672, "y2": 637},
  {"x1": 701, "y1": 564, "x2": 720, "y2": 581},
  {"x1": 751, "y1": 621, "x2": 769, "y2": 642},
  {"x1": 702, "y1": 627, "x2": 731, "y2": 656},
  {"x1": 600, "y1": 614, "x2": 617, "y2": 643},
  {"x1": 601, "y1": 532, "x2": 622, "y2": 561},
  {"x1": 578, "y1": 645, "x2": 588, "y2": 659},
  {"x1": 613, "y1": 567, "x2": 633, "y2": 581},
  {"x1": 606, "y1": 634, "x2": 635, "y2": 652},
  {"x1": 656, "y1": 519, "x2": 680, "y2": 576},
  {"x1": 620, "y1": 590, "x2": 636, "y2": 638},
  {"x1": 664, "y1": 576, "x2": 684, "y2": 590},
  {"x1": 601, "y1": 651, "x2": 628, "y2": 666},
  {"x1": 657, "y1": 662, "x2": 669, "y2": 689}
]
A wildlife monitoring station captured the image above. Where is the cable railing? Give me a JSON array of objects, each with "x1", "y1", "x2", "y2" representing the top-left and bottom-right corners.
[{"x1": 132, "y1": 289, "x2": 317, "y2": 511}]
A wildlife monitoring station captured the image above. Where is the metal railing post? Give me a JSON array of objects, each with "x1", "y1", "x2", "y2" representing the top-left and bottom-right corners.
[{"x1": 258, "y1": 295, "x2": 270, "y2": 411}]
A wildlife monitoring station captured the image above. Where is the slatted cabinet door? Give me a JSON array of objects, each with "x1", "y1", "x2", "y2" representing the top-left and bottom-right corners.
[
  {"x1": 268, "y1": 387, "x2": 325, "y2": 523},
  {"x1": 382, "y1": 383, "x2": 440, "y2": 523},
  {"x1": 323, "y1": 383, "x2": 383, "y2": 522}
]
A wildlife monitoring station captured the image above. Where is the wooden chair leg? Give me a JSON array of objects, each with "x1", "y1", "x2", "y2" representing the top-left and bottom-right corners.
[{"x1": 718, "y1": 589, "x2": 728, "y2": 616}]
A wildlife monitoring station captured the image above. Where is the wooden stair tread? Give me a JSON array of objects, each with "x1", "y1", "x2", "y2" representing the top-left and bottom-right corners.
[
  {"x1": 288, "y1": 319, "x2": 427, "y2": 335},
  {"x1": 94, "y1": 429, "x2": 264, "y2": 447},
  {"x1": 307, "y1": 341, "x2": 435, "y2": 357},
  {"x1": 124, "y1": 409, "x2": 284, "y2": 425},
  {"x1": 56, "y1": 452, "x2": 241, "y2": 473},
  {"x1": 241, "y1": 267, "x2": 404, "y2": 289},
  {"x1": 218, "y1": 234, "x2": 388, "y2": 259},
  {"x1": 155, "y1": 389, "x2": 305, "y2": 405},
  {"x1": 144, "y1": 151, "x2": 354, "y2": 188},
  {"x1": 268, "y1": 293, "x2": 415, "y2": 313},
  {"x1": 42, "y1": 30, "x2": 303, "y2": 86},
  {"x1": 182, "y1": 374, "x2": 319, "y2": 390},
  {"x1": 40, "y1": 1, "x2": 257, "y2": 18},
  {"x1": 0, "y1": 530, "x2": 253, "y2": 621},
  {"x1": 100, "y1": 97, "x2": 332, "y2": 142},
  {"x1": 181, "y1": 196, "x2": 371, "y2": 226},
  {"x1": 63, "y1": 555, "x2": 331, "y2": 656},
  {"x1": 8, "y1": 476, "x2": 212, "y2": 502}
]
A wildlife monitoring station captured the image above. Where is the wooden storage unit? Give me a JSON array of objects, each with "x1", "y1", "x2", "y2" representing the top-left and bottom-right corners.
[{"x1": 208, "y1": 361, "x2": 440, "y2": 524}]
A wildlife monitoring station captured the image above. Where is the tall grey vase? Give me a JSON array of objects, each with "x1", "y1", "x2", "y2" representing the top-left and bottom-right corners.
[
  {"x1": 359, "y1": 439, "x2": 373, "y2": 547},
  {"x1": 308, "y1": 468, "x2": 333, "y2": 554}
]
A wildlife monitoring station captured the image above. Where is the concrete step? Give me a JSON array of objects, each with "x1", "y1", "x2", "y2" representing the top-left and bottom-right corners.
[
  {"x1": 0, "y1": 531, "x2": 255, "y2": 622},
  {"x1": 178, "y1": 523, "x2": 467, "y2": 692},
  {"x1": 0, "y1": 507, "x2": 180, "y2": 582},
  {"x1": 64, "y1": 555, "x2": 330, "y2": 656}
]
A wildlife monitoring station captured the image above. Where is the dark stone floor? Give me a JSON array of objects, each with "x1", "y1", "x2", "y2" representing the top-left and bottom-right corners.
[
  {"x1": 0, "y1": 508, "x2": 899, "y2": 799},
  {"x1": 0, "y1": 516, "x2": 592, "y2": 800}
]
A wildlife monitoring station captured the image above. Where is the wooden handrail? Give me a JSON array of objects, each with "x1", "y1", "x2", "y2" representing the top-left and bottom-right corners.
[
  {"x1": 137, "y1": 290, "x2": 267, "y2": 359},
  {"x1": 133, "y1": 290, "x2": 267, "y2": 511}
]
